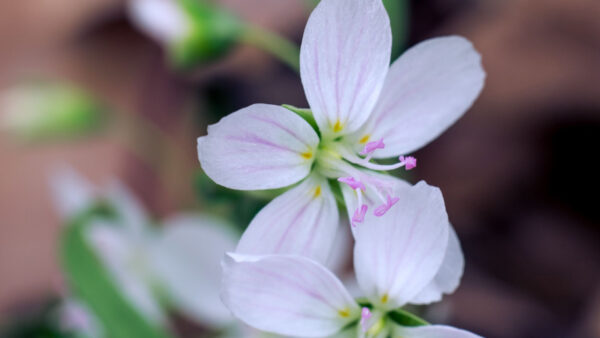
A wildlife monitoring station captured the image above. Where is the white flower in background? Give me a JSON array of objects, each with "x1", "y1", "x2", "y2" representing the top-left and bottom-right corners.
[
  {"x1": 128, "y1": 0, "x2": 190, "y2": 46},
  {"x1": 222, "y1": 182, "x2": 477, "y2": 338},
  {"x1": 49, "y1": 168, "x2": 240, "y2": 331},
  {"x1": 197, "y1": 0, "x2": 485, "y2": 263},
  {"x1": 57, "y1": 299, "x2": 103, "y2": 338}
]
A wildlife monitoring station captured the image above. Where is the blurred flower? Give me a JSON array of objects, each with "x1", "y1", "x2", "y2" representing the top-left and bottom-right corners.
[
  {"x1": 0, "y1": 81, "x2": 105, "y2": 141},
  {"x1": 197, "y1": 0, "x2": 484, "y2": 264},
  {"x1": 50, "y1": 167, "x2": 241, "y2": 332},
  {"x1": 222, "y1": 182, "x2": 478, "y2": 337},
  {"x1": 57, "y1": 299, "x2": 103, "y2": 338},
  {"x1": 128, "y1": 0, "x2": 242, "y2": 68}
]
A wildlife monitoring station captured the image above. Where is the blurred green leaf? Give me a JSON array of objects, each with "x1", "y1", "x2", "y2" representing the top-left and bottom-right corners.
[
  {"x1": 60, "y1": 207, "x2": 171, "y2": 338},
  {"x1": 382, "y1": 0, "x2": 410, "y2": 59}
]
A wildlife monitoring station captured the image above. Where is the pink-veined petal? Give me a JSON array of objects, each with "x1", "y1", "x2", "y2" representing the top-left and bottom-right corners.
[
  {"x1": 351, "y1": 36, "x2": 485, "y2": 157},
  {"x1": 149, "y1": 214, "x2": 238, "y2": 327},
  {"x1": 235, "y1": 174, "x2": 339, "y2": 264},
  {"x1": 409, "y1": 224, "x2": 464, "y2": 305},
  {"x1": 353, "y1": 181, "x2": 450, "y2": 309},
  {"x1": 300, "y1": 0, "x2": 391, "y2": 136},
  {"x1": 198, "y1": 104, "x2": 319, "y2": 190},
  {"x1": 394, "y1": 324, "x2": 483, "y2": 338},
  {"x1": 221, "y1": 253, "x2": 359, "y2": 337}
]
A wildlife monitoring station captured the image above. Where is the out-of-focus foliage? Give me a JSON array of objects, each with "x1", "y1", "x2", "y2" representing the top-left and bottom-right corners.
[
  {"x1": 382, "y1": 0, "x2": 409, "y2": 58},
  {"x1": 60, "y1": 205, "x2": 171, "y2": 338},
  {"x1": 0, "y1": 82, "x2": 105, "y2": 142}
]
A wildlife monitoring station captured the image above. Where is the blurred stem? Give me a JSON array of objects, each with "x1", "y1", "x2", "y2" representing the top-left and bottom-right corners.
[{"x1": 240, "y1": 25, "x2": 300, "y2": 72}]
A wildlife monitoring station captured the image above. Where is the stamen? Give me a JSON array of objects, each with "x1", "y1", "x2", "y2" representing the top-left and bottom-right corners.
[
  {"x1": 337, "y1": 176, "x2": 365, "y2": 191},
  {"x1": 339, "y1": 177, "x2": 369, "y2": 227},
  {"x1": 352, "y1": 204, "x2": 368, "y2": 227},
  {"x1": 399, "y1": 156, "x2": 417, "y2": 170},
  {"x1": 360, "y1": 307, "x2": 372, "y2": 333},
  {"x1": 359, "y1": 138, "x2": 385, "y2": 159},
  {"x1": 374, "y1": 195, "x2": 399, "y2": 217}
]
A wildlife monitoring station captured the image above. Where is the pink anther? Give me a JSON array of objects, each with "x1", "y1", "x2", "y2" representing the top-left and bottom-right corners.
[
  {"x1": 374, "y1": 195, "x2": 399, "y2": 217},
  {"x1": 338, "y1": 176, "x2": 365, "y2": 191},
  {"x1": 351, "y1": 204, "x2": 368, "y2": 227},
  {"x1": 360, "y1": 307, "x2": 373, "y2": 332},
  {"x1": 359, "y1": 138, "x2": 385, "y2": 156},
  {"x1": 399, "y1": 156, "x2": 417, "y2": 170}
]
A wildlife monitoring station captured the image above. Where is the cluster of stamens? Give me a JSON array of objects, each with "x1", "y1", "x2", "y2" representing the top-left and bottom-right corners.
[{"x1": 337, "y1": 138, "x2": 417, "y2": 227}]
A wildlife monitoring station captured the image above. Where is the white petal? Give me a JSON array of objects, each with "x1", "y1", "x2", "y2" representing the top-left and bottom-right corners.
[
  {"x1": 353, "y1": 181, "x2": 450, "y2": 309},
  {"x1": 149, "y1": 214, "x2": 238, "y2": 327},
  {"x1": 105, "y1": 181, "x2": 149, "y2": 235},
  {"x1": 85, "y1": 221, "x2": 165, "y2": 323},
  {"x1": 351, "y1": 36, "x2": 485, "y2": 157},
  {"x1": 300, "y1": 0, "x2": 391, "y2": 136},
  {"x1": 235, "y1": 174, "x2": 339, "y2": 264},
  {"x1": 198, "y1": 104, "x2": 320, "y2": 190},
  {"x1": 395, "y1": 324, "x2": 483, "y2": 338},
  {"x1": 59, "y1": 299, "x2": 103, "y2": 338},
  {"x1": 49, "y1": 166, "x2": 95, "y2": 221},
  {"x1": 128, "y1": 0, "x2": 189, "y2": 45},
  {"x1": 221, "y1": 253, "x2": 359, "y2": 337},
  {"x1": 409, "y1": 225, "x2": 464, "y2": 305}
]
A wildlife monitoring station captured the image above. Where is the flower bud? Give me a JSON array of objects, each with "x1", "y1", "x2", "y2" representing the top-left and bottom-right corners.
[
  {"x1": 128, "y1": 0, "x2": 242, "y2": 68},
  {"x1": 0, "y1": 82, "x2": 105, "y2": 141}
]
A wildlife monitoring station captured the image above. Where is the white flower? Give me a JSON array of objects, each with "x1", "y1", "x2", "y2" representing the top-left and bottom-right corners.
[
  {"x1": 197, "y1": 0, "x2": 485, "y2": 264},
  {"x1": 127, "y1": 0, "x2": 190, "y2": 46},
  {"x1": 49, "y1": 168, "x2": 239, "y2": 330},
  {"x1": 221, "y1": 182, "x2": 478, "y2": 338},
  {"x1": 58, "y1": 299, "x2": 103, "y2": 338}
]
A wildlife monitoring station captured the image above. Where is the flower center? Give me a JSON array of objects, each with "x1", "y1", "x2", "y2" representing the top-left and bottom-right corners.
[{"x1": 316, "y1": 137, "x2": 416, "y2": 227}]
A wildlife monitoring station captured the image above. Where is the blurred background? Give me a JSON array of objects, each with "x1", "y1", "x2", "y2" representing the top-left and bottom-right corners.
[{"x1": 1, "y1": 0, "x2": 599, "y2": 337}]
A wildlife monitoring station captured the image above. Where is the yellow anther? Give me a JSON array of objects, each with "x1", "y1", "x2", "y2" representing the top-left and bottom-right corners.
[
  {"x1": 333, "y1": 119, "x2": 343, "y2": 133},
  {"x1": 381, "y1": 293, "x2": 389, "y2": 304},
  {"x1": 313, "y1": 186, "x2": 322, "y2": 198},
  {"x1": 301, "y1": 151, "x2": 313, "y2": 159},
  {"x1": 338, "y1": 308, "x2": 350, "y2": 318},
  {"x1": 359, "y1": 135, "x2": 370, "y2": 144}
]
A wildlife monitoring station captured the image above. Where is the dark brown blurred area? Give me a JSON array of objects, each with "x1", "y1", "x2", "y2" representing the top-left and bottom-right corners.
[{"x1": 1, "y1": 0, "x2": 599, "y2": 337}]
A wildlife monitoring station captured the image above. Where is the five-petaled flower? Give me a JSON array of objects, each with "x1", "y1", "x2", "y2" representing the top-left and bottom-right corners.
[
  {"x1": 197, "y1": 0, "x2": 485, "y2": 265},
  {"x1": 221, "y1": 182, "x2": 480, "y2": 338}
]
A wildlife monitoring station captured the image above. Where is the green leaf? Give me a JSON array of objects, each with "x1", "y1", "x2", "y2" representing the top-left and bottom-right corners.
[
  {"x1": 382, "y1": 0, "x2": 410, "y2": 59},
  {"x1": 387, "y1": 308, "x2": 429, "y2": 327},
  {"x1": 59, "y1": 207, "x2": 172, "y2": 338}
]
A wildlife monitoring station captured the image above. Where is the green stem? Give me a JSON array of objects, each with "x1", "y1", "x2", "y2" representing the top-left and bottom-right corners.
[{"x1": 240, "y1": 25, "x2": 300, "y2": 72}]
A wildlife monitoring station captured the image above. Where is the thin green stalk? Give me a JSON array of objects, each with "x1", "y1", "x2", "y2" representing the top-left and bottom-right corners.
[{"x1": 240, "y1": 25, "x2": 300, "y2": 72}]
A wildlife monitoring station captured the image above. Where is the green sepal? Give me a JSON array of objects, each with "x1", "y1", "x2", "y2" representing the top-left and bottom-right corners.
[
  {"x1": 282, "y1": 104, "x2": 320, "y2": 136},
  {"x1": 59, "y1": 204, "x2": 172, "y2": 338},
  {"x1": 387, "y1": 308, "x2": 429, "y2": 327},
  {"x1": 171, "y1": 0, "x2": 243, "y2": 68}
]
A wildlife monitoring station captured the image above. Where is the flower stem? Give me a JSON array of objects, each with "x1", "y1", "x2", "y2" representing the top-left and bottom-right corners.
[{"x1": 240, "y1": 24, "x2": 300, "y2": 72}]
